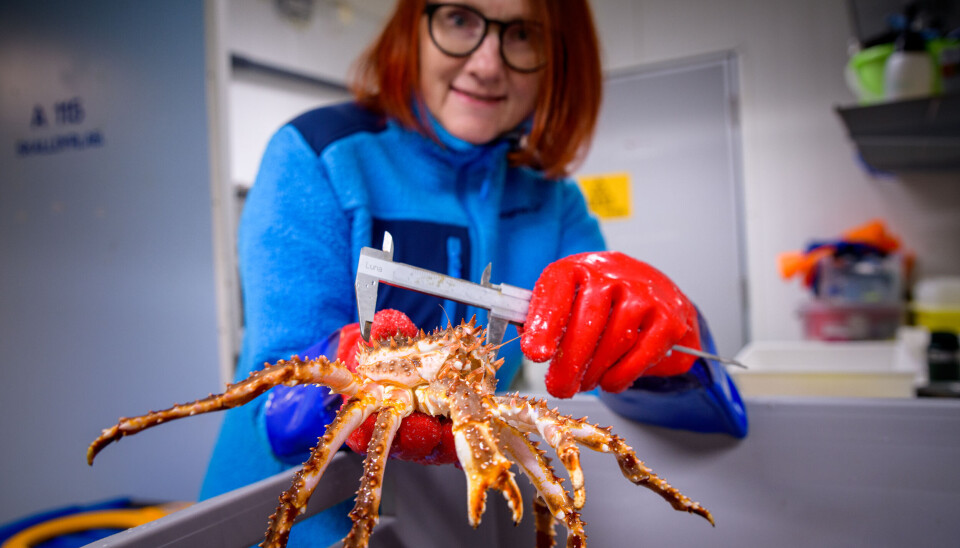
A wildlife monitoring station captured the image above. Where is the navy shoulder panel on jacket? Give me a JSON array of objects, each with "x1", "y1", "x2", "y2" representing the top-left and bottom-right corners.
[{"x1": 288, "y1": 102, "x2": 387, "y2": 156}]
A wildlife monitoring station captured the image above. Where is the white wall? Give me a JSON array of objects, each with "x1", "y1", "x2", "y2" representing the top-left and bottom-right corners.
[
  {"x1": 225, "y1": 0, "x2": 960, "y2": 346},
  {"x1": 229, "y1": 66, "x2": 351, "y2": 187},
  {"x1": 589, "y1": 0, "x2": 960, "y2": 341},
  {"x1": 228, "y1": 0, "x2": 387, "y2": 86},
  {"x1": 225, "y1": 0, "x2": 384, "y2": 186}
]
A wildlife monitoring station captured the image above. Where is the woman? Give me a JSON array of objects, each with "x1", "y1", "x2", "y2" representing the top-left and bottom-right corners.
[{"x1": 202, "y1": 1, "x2": 744, "y2": 543}]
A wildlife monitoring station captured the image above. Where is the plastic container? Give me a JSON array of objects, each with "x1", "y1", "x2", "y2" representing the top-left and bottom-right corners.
[
  {"x1": 815, "y1": 254, "x2": 902, "y2": 304},
  {"x1": 913, "y1": 276, "x2": 960, "y2": 305},
  {"x1": 883, "y1": 3, "x2": 935, "y2": 101},
  {"x1": 731, "y1": 340, "x2": 917, "y2": 398},
  {"x1": 914, "y1": 308, "x2": 960, "y2": 333},
  {"x1": 884, "y1": 49, "x2": 935, "y2": 100},
  {"x1": 848, "y1": 44, "x2": 894, "y2": 104},
  {"x1": 912, "y1": 276, "x2": 960, "y2": 333},
  {"x1": 846, "y1": 38, "x2": 955, "y2": 105},
  {"x1": 799, "y1": 300, "x2": 904, "y2": 341}
]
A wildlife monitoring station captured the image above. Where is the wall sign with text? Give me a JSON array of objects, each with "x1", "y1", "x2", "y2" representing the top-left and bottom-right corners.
[{"x1": 15, "y1": 96, "x2": 104, "y2": 157}]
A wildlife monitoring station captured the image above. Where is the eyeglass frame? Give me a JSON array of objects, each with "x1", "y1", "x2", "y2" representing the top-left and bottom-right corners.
[{"x1": 423, "y1": 3, "x2": 547, "y2": 74}]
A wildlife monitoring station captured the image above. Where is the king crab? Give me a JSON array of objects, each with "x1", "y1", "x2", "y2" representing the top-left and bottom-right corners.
[{"x1": 88, "y1": 316, "x2": 713, "y2": 547}]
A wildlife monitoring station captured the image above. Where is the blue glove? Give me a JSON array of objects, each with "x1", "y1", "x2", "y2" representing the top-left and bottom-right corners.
[
  {"x1": 264, "y1": 330, "x2": 344, "y2": 464},
  {"x1": 598, "y1": 309, "x2": 748, "y2": 438}
]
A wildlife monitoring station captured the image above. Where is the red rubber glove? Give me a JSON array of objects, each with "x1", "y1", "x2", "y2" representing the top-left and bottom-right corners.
[
  {"x1": 521, "y1": 252, "x2": 701, "y2": 398},
  {"x1": 338, "y1": 309, "x2": 458, "y2": 465}
]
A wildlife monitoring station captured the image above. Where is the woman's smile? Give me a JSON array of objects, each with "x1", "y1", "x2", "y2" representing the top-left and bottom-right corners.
[{"x1": 451, "y1": 86, "x2": 506, "y2": 105}]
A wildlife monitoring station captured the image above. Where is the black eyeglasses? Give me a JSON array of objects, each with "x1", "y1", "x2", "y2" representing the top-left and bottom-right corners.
[{"x1": 424, "y1": 3, "x2": 546, "y2": 73}]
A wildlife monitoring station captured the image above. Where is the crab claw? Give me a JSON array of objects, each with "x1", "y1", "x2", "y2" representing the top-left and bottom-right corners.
[{"x1": 454, "y1": 420, "x2": 523, "y2": 527}]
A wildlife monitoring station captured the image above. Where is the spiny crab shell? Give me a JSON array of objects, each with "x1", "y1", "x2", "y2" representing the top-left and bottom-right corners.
[{"x1": 88, "y1": 320, "x2": 713, "y2": 547}]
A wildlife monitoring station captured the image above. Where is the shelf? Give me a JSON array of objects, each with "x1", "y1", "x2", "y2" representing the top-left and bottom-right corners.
[{"x1": 836, "y1": 94, "x2": 960, "y2": 172}]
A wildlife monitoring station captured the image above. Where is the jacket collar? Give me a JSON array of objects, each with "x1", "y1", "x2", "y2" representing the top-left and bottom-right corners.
[{"x1": 396, "y1": 104, "x2": 516, "y2": 170}]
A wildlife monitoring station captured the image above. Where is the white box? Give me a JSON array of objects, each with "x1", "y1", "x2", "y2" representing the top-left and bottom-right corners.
[{"x1": 731, "y1": 340, "x2": 918, "y2": 398}]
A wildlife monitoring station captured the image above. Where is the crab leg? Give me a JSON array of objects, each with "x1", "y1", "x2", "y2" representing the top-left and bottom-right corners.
[
  {"x1": 492, "y1": 395, "x2": 714, "y2": 526},
  {"x1": 566, "y1": 422, "x2": 714, "y2": 526},
  {"x1": 490, "y1": 395, "x2": 587, "y2": 509},
  {"x1": 440, "y1": 379, "x2": 523, "y2": 528},
  {"x1": 88, "y1": 355, "x2": 361, "y2": 465},
  {"x1": 262, "y1": 395, "x2": 380, "y2": 548},
  {"x1": 493, "y1": 418, "x2": 586, "y2": 548},
  {"x1": 533, "y1": 497, "x2": 557, "y2": 548},
  {"x1": 343, "y1": 404, "x2": 404, "y2": 547}
]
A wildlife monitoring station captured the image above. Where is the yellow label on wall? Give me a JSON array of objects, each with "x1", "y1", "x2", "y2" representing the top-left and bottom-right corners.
[{"x1": 576, "y1": 172, "x2": 632, "y2": 220}]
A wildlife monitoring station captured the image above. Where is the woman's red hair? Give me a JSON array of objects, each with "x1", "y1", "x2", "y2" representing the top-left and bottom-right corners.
[{"x1": 350, "y1": 0, "x2": 603, "y2": 179}]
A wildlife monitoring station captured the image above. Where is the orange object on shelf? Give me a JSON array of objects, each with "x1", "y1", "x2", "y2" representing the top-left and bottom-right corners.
[
  {"x1": 841, "y1": 219, "x2": 901, "y2": 254},
  {"x1": 778, "y1": 219, "x2": 904, "y2": 288},
  {"x1": 778, "y1": 247, "x2": 835, "y2": 282}
]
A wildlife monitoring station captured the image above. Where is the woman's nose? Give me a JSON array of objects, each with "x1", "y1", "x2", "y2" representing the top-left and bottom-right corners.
[{"x1": 464, "y1": 28, "x2": 504, "y2": 78}]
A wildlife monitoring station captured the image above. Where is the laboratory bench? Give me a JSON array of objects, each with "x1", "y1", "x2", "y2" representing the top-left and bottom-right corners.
[{"x1": 86, "y1": 395, "x2": 960, "y2": 548}]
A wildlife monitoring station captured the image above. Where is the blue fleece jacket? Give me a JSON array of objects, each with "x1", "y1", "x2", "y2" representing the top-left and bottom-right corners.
[{"x1": 200, "y1": 103, "x2": 605, "y2": 505}]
